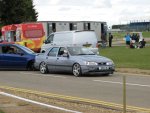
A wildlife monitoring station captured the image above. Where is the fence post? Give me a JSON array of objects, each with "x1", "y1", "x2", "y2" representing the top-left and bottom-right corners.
[{"x1": 123, "y1": 76, "x2": 126, "y2": 113}]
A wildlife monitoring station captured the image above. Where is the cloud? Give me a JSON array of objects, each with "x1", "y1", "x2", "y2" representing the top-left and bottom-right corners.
[
  {"x1": 33, "y1": 0, "x2": 150, "y2": 26},
  {"x1": 94, "y1": 0, "x2": 112, "y2": 8},
  {"x1": 34, "y1": 0, "x2": 61, "y2": 6},
  {"x1": 55, "y1": 0, "x2": 92, "y2": 6}
]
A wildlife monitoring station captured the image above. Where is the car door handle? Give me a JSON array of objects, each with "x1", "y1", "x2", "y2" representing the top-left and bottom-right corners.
[{"x1": 57, "y1": 58, "x2": 59, "y2": 60}]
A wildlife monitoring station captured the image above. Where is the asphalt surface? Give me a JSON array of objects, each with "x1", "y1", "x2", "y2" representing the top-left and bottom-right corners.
[{"x1": 0, "y1": 71, "x2": 150, "y2": 109}]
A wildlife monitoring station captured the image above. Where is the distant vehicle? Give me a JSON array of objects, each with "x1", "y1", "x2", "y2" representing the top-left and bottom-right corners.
[
  {"x1": 34, "y1": 46, "x2": 115, "y2": 77},
  {"x1": 130, "y1": 32, "x2": 143, "y2": 42},
  {"x1": 0, "y1": 44, "x2": 36, "y2": 70},
  {"x1": 1, "y1": 22, "x2": 45, "y2": 52},
  {"x1": 41, "y1": 30, "x2": 99, "y2": 54}
]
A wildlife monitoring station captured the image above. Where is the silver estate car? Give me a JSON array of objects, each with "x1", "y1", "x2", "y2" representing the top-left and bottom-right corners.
[{"x1": 34, "y1": 46, "x2": 115, "y2": 77}]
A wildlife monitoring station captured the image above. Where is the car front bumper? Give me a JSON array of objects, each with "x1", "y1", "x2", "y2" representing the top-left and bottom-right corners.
[{"x1": 81, "y1": 65, "x2": 115, "y2": 75}]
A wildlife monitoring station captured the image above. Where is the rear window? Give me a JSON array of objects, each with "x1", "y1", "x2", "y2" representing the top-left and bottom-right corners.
[{"x1": 25, "y1": 29, "x2": 43, "y2": 38}]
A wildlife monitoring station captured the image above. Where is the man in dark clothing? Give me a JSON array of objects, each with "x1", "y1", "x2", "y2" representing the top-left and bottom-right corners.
[
  {"x1": 139, "y1": 39, "x2": 146, "y2": 48},
  {"x1": 109, "y1": 33, "x2": 113, "y2": 47}
]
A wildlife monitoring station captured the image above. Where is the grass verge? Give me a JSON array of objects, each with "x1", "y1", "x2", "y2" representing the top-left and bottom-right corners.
[
  {"x1": 0, "y1": 110, "x2": 5, "y2": 113},
  {"x1": 100, "y1": 46, "x2": 150, "y2": 70}
]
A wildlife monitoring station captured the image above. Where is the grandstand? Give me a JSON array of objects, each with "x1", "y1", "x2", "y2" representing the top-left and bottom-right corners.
[
  {"x1": 129, "y1": 21, "x2": 150, "y2": 31},
  {"x1": 112, "y1": 21, "x2": 150, "y2": 32}
]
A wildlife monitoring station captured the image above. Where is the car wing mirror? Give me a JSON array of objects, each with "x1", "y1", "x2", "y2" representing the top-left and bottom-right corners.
[
  {"x1": 63, "y1": 50, "x2": 69, "y2": 57},
  {"x1": 44, "y1": 40, "x2": 48, "y2": 44}
]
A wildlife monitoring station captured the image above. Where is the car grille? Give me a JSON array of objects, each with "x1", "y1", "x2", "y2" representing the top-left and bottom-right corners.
[{"x1": 98, "y1": 62, "x2": 106, "y2": 65}]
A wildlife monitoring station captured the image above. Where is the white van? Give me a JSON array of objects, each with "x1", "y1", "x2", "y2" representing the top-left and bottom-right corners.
[{"x1": 41, "y1": 30, "x2": 99, "y2": 54}]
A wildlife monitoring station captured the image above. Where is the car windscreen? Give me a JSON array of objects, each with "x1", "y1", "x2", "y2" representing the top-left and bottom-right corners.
[{"x1": 67, "y1": 47, "x2": 95, "y2": 56}]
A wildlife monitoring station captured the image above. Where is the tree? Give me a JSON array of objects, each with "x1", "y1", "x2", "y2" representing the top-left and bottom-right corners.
[{"x1": 0, "y1": 0, "x2": 38, "y2": 25}]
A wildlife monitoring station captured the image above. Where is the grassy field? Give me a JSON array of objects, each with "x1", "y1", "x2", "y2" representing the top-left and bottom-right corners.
[
  {"x1": 100, "y1": 46, "x2": 150, "y2": 70},
  {"x1": 142, "y1": 31, "x2": 150, "y2": 37}
]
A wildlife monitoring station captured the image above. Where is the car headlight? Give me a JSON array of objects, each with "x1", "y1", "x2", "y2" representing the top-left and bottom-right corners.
[
  {"x1": 106, "y1": 61, "x2": 114, "y2": 65},
  {"x1": 85, "y1": 61, "x2": 98, "y2": 65}
]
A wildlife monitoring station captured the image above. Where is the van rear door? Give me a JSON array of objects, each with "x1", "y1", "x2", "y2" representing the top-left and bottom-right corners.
[
  {"x1": 74, "y1": 31, "x2": 98, "y2": 54},
  {"x1": 74, "y1": 31, "x2": 97, "y2": 47}
]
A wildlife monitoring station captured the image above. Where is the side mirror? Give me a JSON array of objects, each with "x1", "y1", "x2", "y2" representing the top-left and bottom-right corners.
[
  {"x1": 63, "y1": 50, "x2": 69, "y2": 57},
  {"x1": 44, "y1": 40, "x2": 48, "y2": 44}
]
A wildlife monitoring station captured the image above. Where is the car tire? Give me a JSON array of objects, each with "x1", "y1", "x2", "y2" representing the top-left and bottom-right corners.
[
  {"x1": 72, "y1": 63, "x2": 82, "y2": 77},
  {"x1": 103, "y1": 73, "x2": 110, "y2": 76},
  {"x1": 40, "y1": 62, "x2": 48, "y2": 74}
]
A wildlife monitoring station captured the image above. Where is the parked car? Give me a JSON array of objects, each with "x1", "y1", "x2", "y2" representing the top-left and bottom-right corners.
[
  {"x1": 34, "y1": 46, "x2": 115, "y2": 77},
  {"x1": 0, "y1": 44, "x2": 36, "y2": 70},
  {"x1": 41, "y1": 30, "x2": 99, "y2": 54}
]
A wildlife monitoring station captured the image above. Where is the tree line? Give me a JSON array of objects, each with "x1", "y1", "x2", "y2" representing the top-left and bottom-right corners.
[{"x1": 0, "y1": 0, "x2": 38, "y2": 26}]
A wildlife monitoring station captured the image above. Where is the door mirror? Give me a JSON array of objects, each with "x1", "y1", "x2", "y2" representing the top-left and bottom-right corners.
[
  {"x1": 63, "y1": 50, "x2": 69, "y2": 57},
  {"x1": 44, "y1": 40, "x2": 48, "y2": 44}
]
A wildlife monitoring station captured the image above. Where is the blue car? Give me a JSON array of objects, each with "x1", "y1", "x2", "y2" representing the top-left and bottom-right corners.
[
  {"x1": 34, "y1": 46, "x2": 115, "y2": 77},
  {"x1": 0, "y1": 44, "x2": 36, "y2": 70}
]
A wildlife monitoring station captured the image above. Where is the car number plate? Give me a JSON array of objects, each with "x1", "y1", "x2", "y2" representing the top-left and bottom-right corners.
[{"x1": 99, "y1": 66, "x2": 109, "y2": 70}]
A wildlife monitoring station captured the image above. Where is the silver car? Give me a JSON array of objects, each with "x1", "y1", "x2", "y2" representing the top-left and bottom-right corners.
[{"x1": 34, "y1": 46, "x2": 115, "y2": 77}]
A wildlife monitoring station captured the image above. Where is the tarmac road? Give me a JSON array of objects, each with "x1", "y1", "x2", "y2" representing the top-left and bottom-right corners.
[{"x1": 0, "y1": 71, "x2": 150, "y2": 109}]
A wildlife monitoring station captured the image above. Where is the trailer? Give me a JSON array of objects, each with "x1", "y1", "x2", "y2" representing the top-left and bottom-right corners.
[{"x1": 39, "y1": 21, "x2": 107, "y2": 42}]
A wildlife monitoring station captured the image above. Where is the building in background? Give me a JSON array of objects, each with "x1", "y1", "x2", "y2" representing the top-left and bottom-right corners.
[
  {"x1": 112, "y1": 21, "x2": 150, "y2": 32},
  {"x1": 39, "y1": 21, "x2": 107, "y2": 42}
]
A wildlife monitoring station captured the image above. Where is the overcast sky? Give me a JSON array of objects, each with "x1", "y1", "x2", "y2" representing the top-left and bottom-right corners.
[{"x1": 34, "y1": 0, "x2": 150, "y2": 27}]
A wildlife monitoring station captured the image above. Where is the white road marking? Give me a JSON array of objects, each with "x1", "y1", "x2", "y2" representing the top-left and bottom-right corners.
[
  {"x1": 0, "y1": 92, "x2": 82, "y2": 113},
  {"x1": 20, "y1": 72, "x2": 67, "y2": 78},
  {"x1": 93, "y1": 80, "x2": 150, "y2": 88}
]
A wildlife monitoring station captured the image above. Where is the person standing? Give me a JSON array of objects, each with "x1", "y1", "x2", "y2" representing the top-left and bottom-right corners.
[
  {"x1": 125, "y1": 33, "x2": 131, "y2": 46},
  {"x1": 109, "y1": 33, "x2": 113, "y2": 47}
]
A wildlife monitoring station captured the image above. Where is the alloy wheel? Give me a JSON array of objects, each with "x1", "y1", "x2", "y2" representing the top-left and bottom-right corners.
[
  {"x1": 73, "y1": 63, "x2": 82, "y2": 77},
  {"x1": 40, "y1": 62, "x2": 48, "y2": 74}
]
